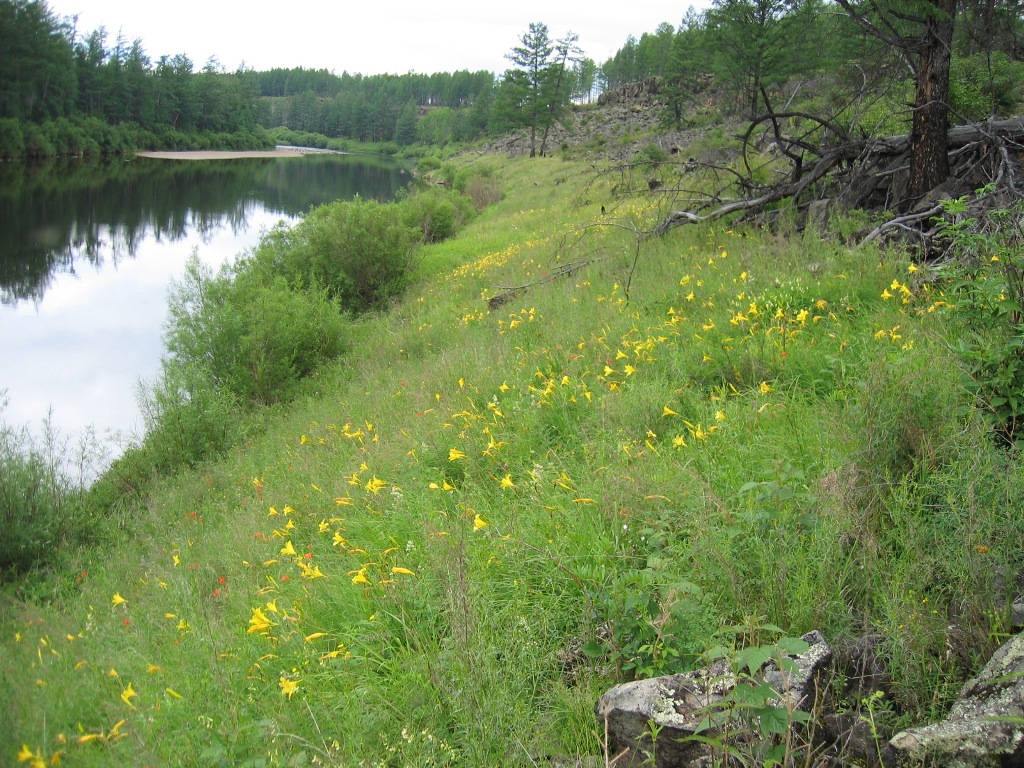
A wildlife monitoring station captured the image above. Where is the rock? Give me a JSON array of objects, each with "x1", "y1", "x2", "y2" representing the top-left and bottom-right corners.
[
  {"x1": 807, "y1": 198, "x2": 831, "y2": 232},
  {"x1": 887, "y1": 632, "x2": 1024, "y2": 767},
  {"x1": 595, "y1": 631, "x2": 832, "y2": 768},
  {"x1": 1012, "y1": 602, "x2": 1024, "y2": 630}
]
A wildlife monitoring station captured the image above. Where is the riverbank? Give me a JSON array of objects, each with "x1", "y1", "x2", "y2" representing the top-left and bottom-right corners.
[
  {"x1": 3, "y1": 151, "x2": 1021, "y2": 767},
  {"x1": 136, "y1": 145, "x2": 346, "y2": 160}
]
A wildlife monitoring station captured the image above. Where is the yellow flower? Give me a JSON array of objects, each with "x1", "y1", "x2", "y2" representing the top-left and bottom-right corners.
[
  {"x1": 500, "y1": 474, "x2": 515, "y2": 489},
  {"x1": 165, "y1": 688, "x2": 183, "y2": 699},
  {"x1": 759, "y1": 381, "x2": 772, "y2": 395},
  {"x1": 448, "y1": 448, "x2": 467, "y2": 461},
  {"x1": 364, "y1": 476, "x2": 387, "y2": 494},
  {"x1": 351, "y1": 569, "x2": 370, "y2": 585},
  {"x1": 120, "y1": 683, "x2": 137, "y2": 708},
  {"x1": 17, "y1": 745, "x2": 44, "y2": 766},
  {"x1": 881, "y1": 288, "x2": 893, "y2": 299},
  {"x1": 304, "y1": 632, "x2": 328, "y2": 642},
  {"x1": 391, "y1": 567, "x2": 415, "y2": 575},
  {"x1": 247, "y1": 608, "x2": 276, "y2": 634},
  {"x1": 662, "y1": 405, "x2": 679, "y2": 417},
  {"x1": 672, "y1": 435, "x2": 686, "y2": 449},
  {"x1": 111, "y1": 593, "x2": 127, "y2": 607},
  {"x1": 473, "y1": 514, "x2": 489, "y2": 531},
  {"x1": 279, "y1": 675, "x2": 300, "y2": 700},
  {"x1": 279, "y1": 541, "x2": 297, "y2": 557}
]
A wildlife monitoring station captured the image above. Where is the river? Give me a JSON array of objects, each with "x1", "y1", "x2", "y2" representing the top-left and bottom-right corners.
[{"x1": 0, "y1": 150, "x2": 406, "y2": 465}]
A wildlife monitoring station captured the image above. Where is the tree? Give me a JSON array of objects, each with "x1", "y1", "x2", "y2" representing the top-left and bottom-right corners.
[
  {"x1": 0, "y1": 0, "x2": 76, "y2": 120},
  {"x1": 706, "y1": 0, "x2": 813, "y2": 118},
  {"x1": 537, "y1": 31, "x2": 582, "y2": 156},
  {"x1": 662, "y1": 10, "x2": 708, "y2": 127},
  {"x1": 393, "y1": 99, "x2": 417, "y2": 145},
  {"x1": 834, "y1": 0, "x2": 957, "y2": 205},
  {"x1": 500, "y1": 22, "x2": 566, "y2": 157}
]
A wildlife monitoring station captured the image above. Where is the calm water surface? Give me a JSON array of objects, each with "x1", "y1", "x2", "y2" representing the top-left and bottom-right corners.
[{"x1": 0, "y1": 152, "x2": 406, "y2": 452}]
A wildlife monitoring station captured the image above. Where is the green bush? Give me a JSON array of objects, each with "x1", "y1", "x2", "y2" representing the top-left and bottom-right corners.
[
  {"x1": 417, "y1": 155, "x2": 443, "y2": 173},
  {"x1": 941, "y1": 196, "x2": 1024, "y2": 444},
  {"x1": 951, "y1": 52, "x2": 1024, "y2": 120},
  {"x1": 0, "y1": 118, "x2": 24, "y2": 159},
  {"x1": 251, "y1": 197, "x2": 420, "y2": 312},
  {"x1": 399, "y1": 187, "x2": 477, "y2": 242},
  {"x1": 0, "y1": 406, "x2": 93, "y2": 578},
  {"x1": 139, "y1": 369, "x2": 246, "y2": 470},
  {"x1": 20, "y1": 123, "x2": 55, "y2": 158},
  {"x1": 161, "y1": 257, "x2": 350, "y2": 406}
]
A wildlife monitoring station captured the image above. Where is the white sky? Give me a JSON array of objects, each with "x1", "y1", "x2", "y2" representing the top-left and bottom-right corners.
[{"x1": 48, "y1": 0, "x2": 700, "y2": 76}]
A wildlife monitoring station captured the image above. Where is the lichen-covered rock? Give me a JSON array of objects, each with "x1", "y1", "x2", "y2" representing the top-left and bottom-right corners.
[
  {"x1": 594, "y1": 631, "x2": 831, "y2": 768},
  {"x1": 887, "y1": 632, "x2": 1024, "y2": 767}
]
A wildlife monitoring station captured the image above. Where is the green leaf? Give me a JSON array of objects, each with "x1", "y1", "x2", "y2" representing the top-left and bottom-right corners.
[
  {"x1": 776, "y1": 636, "x2": 810, "y2": 655},
  {"x1": 581, "y1": 640, "x2": 606, "y2": 657},
  {"x1": 757, "y1": 704, "x2": 792, "y2": 735},
  {"x1": 736, "y1": 645, "x2": 774, "y2": 675}
]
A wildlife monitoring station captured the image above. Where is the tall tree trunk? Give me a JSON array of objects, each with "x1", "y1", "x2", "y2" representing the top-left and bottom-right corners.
[{"x1": 905, "y1": 0, "x2": 956, "y2": 205}]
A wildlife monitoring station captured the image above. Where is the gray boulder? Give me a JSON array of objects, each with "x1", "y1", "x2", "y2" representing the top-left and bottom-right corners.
[
  {"x1": 887, "y1": 632, "x2": 1024, "y2": 767},
  {"x1": 595, "y1": 631, "x2": 831, "y2": 768}
]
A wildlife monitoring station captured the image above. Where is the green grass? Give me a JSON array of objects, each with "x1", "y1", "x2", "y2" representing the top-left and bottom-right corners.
[{"x1": 3, "y1": 154, "x2": 1023, "y2": 767}]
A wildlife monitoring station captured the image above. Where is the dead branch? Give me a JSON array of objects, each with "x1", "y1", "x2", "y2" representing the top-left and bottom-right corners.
[
  {"x1": 652, "y1": 117, "x2": 1024, "y2": 246},
  {"x1": 488, "y1": 258, "x2": 594, "y2": 309}
]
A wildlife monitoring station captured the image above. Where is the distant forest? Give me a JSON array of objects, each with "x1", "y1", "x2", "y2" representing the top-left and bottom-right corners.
[{"x1": 2, "y1": 0, "x2": 1024, "y2": 159}]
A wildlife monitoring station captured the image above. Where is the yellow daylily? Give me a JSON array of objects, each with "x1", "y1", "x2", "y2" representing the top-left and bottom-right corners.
[
  {"x1": 120, "y1": 683, "x2": 137, "y2": 708},
  {"x1": 279, "y1": 675, "x2": 299, "y2": 700}
]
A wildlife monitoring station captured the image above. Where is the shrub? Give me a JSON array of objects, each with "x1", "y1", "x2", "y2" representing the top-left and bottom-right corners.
[
  {"x1": 399, "y1": 187, "x2": 477, "y2": 242},
  {"x1": 251, "y1": 197, "x2": 420, "y2": 312},
  {"x1": 0, "y1": 118, "x2": 25, "y2": 159},
  {"x1": 462, "y1": 175, "x2": 504, "y2": 210},
  {"x1": 0, "y1": 405, "x2": 97, "y2": 578},
  {"x1": 161, "y1": 256, "x2": 350, "y2": 406},
  {"x1": 951, "y1": 52, "x2": 1024, "y2": 120},
  {"x1": 417, "y1": 155, "x2": 443, "y2": 174},
  {"x1": 20, "y1": 123, "x2": 55, "y2": 158},
  {"x1": 940, "y1": 196, "x2": 1024, "y2": 444}
]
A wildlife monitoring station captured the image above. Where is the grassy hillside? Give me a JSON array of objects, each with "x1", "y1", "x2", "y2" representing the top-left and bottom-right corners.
[{"x1": 4, "y1": 153, "x2": 1023, "y2": 767}]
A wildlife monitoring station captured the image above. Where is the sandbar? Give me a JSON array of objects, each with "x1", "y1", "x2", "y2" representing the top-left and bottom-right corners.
[{"x1": 136, "y1": 146, "x2": 343, "y2": 160}]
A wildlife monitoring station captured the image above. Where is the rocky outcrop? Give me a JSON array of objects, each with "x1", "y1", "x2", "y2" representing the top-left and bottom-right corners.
[
  {"x1": 595, "y1": 631, "x2": 832, "y2": 768},
  {"x1": 598, "y1": 77, "x2": 664, "y2": 106},
  {"x1": 886, "y1": 632, "x2": 1024, "y2": 767}
]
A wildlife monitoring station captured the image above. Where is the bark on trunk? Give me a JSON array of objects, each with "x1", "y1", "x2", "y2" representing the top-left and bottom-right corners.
[{"x1": 905, "y1": 0, "x2": 956, "y2": 206}]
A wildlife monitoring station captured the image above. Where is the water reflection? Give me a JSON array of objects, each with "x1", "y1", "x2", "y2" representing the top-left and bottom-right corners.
[
  {"x1": 0, "y1": 152, "x2": 405, "y2": 446},
  {"x1": 0, "y1": 153, "x2": 406, "y2": 305}
]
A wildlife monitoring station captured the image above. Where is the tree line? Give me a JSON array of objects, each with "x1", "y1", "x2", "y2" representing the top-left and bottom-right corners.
[{"x1": 3, "y1": 0, "x2": 1024, "y2": 165}]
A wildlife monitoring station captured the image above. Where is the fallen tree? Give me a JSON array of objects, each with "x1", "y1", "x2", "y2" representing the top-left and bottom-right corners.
[{"x1": 646, "y1": 116, "x2": 1024, "y2": 254}]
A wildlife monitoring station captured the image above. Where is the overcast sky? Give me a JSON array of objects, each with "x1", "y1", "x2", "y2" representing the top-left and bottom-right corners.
[{"x1": 48, "y1": 0, "x2": 701, "y2": 76}]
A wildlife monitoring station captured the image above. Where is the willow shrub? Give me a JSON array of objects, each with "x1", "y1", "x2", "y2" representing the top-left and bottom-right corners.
[
  {"x1": 0, "y1": 411, "x2": 90, "y2": 578},
  {"x1": 161, "y1": 256, "x2": 349, "y2": 408},
  {"x1": 399, "y1": 186, "x2": 477, "y2": 242},
  {"x1": 252, "y1": 196, "x2": 421, "y2": 312}
]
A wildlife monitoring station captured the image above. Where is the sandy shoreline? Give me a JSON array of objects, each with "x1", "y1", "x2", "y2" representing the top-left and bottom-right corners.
[{"x1": 135, "y1": 146, "x2": 344, "y2": 160}]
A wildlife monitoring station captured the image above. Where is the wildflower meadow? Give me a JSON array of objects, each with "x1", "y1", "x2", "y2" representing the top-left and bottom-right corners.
[{"x1": 4, "y1": 154, "x2": 1023, "y2": 767}]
